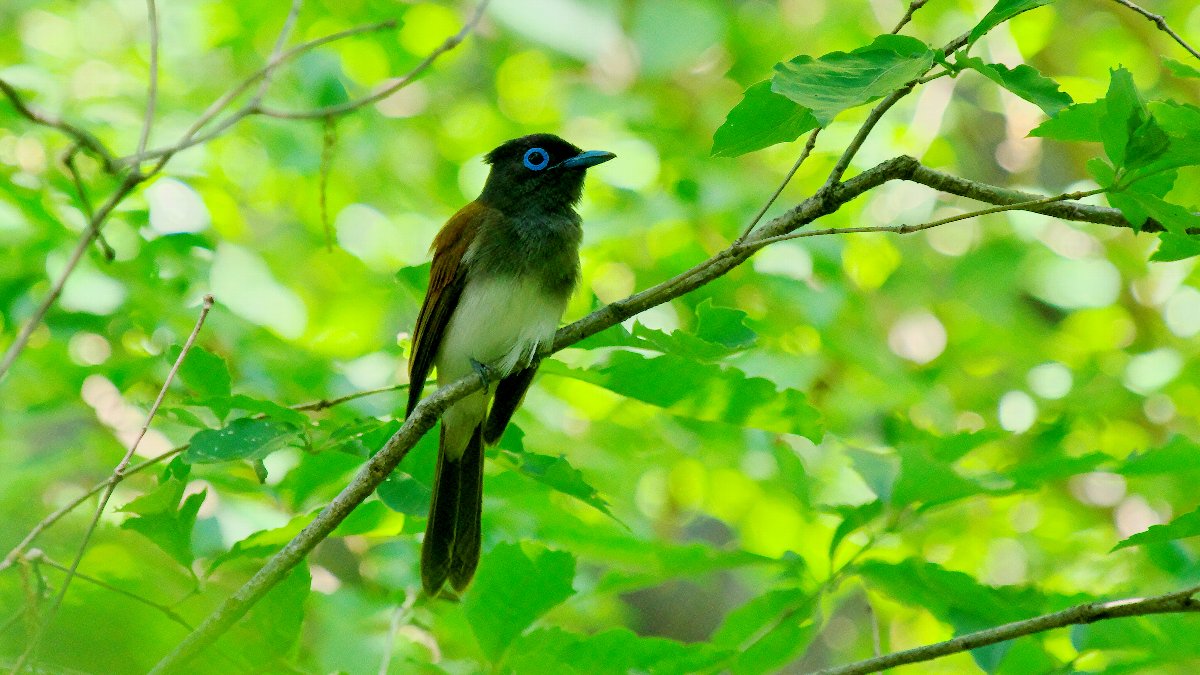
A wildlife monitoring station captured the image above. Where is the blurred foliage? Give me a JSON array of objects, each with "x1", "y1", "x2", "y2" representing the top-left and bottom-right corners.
[{"x1": 3, "y1": 0, "x2": 1200, "y2": 673}]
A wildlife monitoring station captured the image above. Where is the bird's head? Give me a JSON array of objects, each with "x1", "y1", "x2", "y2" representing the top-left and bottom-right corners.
[{"x1": 479, "y1": 134, "x2": 615, "y2": 214}]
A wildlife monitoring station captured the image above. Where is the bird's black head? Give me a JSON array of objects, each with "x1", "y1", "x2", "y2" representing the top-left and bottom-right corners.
[{"x1": 478, "y1": 133, "x2": 615, "y2": 215}]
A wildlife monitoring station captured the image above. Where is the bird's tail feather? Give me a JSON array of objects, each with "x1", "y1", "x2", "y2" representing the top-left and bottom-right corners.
[{"x1": 421, "y1": 424, "x2": 484, "y2": 596}]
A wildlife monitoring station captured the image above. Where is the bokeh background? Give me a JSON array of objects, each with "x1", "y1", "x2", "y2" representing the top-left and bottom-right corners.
[{"x1": 2, "y1": 0, "x2": 1200, "y2": 672}]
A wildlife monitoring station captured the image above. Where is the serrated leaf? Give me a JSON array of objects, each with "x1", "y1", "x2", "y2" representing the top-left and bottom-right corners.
[
  {"x1": 1124, "y1": 116, "x2": 1172, "y2": 172},
  {"x1": 847, "y1": 448, "x2": 899, "y2": 503},
  {"x1": 462, "y1": 542, "x2": 576, "y2": 660},
  {"x1": 119, "y1": 480, "x2": 206, "y2": 567},
  {"x1": 1125, "y1": 193, "x2": 1200, "y2": 236},
  {"x1": 711, "y1": 588, "x2": 810, "y2": 648},
  {"x1": 772, "y1": 35, "x2": 934, "y2": 126},
  {"x1": 376, "y1": 471, "x2": 432, "y2": 516},
  {"x1": 223, "y1": 562, "x2": 310, "y2": 662},
  {"x1": 694, "y1": 299, "x2": 757, "y2": 350},
  {"x1": 968, "y1": 0, "x2": 1053, "y2": 46},
  {"x1": 711, "y1": 81, "x2": 819, "y2": 157},
  {"x1": 168, "y1": 344, "x2": 231, "y2": 401},
  {"x1": 184, "y1": 417, "x2": 301, "y2": 464},
  {"x1": 1003, "y1": 451, "x2": 1110, "y2": 489},
  {"x1": 1150, "y1": 233, "x2": 1200, "y2": 262},
  {"x1": 959, "y1": 57, "x2": 1072, "y2": 115},
  {"x1": 893, "y1": 445, "x2": 987, "y2": 509},
  {"x1": 542, "y1": 352, "x2": 822, "y2": 440},
  {"x1": 1163, "y1": 57, "x2": 1200, "y2": 79},
  {"x1": 1113, "y1": 506, "x2": 1200, "y2": 551},
  {"x1": 1100, "y1": 67, "x2": 1146, "y2": 169},
  {"x1": 507, "y1": 627, "x2": 730, "y2": 675},
  {"x1": 499, "y1": 448, "x2": 616, "y2": 520},
  {"x1": 1121, "y1": 436, "x2": 1200, "y2": 475},
  {"x1": 828, "y1": 500, "x2": 884, "y2": 558},
  {"x1": 1028, "y1": 101, "x2": 1104, "y2": 142}
]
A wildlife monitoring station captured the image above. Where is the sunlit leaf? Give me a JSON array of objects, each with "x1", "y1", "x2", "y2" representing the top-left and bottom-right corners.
[
  {"x1": 958, "y1": 57, "x2": 1072, "y2": 115},
  {"x1": 968, "y1": 0, "x2": 1054, "y2": 46},
  {"x1": 463, "y1": 542, "x2": 576, "y2": 660},
  {"x1": 184, "y1": 417, "x2": 301, "y2": 464},
  {"x1": 119, "y1": 479, "x2": 206, "y2": 567},
  {"x1": 711, "y1": 81, "x2": 819, "y2": 157},
  {"x1": 772, "y1": 35, "x2": 935, "y2": 126}
]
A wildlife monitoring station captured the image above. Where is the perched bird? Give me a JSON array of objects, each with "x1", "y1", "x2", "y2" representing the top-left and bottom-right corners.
[{"x1": 406, "y1": 134, "x2": 615, "y2": 595}]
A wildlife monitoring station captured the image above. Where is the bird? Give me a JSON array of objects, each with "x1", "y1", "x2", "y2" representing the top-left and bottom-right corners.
[{"x1": 405, "y1": 134, "x2": 615, "y2": 596}]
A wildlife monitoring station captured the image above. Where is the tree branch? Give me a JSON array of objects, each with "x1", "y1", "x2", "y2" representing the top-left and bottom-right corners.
[
  {"x1": 0, "y1": 80, "x2": 118, "y2": 173},
  {"x1": 817, "y1": 584, "x2": 1200, "y2": 675},
  {"x1": 10, "y1": 296, "x2": 214, "y2": 674},
  {"x1": 1110, "y1": 0, "x2": 1200, "y2": 61},
  {"x1": 135, "y1": 0, "x2": 161, "y2": 160}
]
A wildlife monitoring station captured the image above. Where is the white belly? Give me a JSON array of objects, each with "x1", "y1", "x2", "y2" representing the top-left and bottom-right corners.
[{"x1": 434, "y1": 275, "x2": 565, "y2": 458}]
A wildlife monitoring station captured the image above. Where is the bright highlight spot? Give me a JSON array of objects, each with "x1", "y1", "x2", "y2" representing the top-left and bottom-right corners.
[
  {"x1": 888, "y1": 311, "x2": 946, "y2": 364},
  {"x1": 998, "y1": 390, "x2": 1037, "y2": 433},
  {"x1": 146, "y1": 178, "x2": 210, "y2": 234},
  {"x1": 1164, "y1": 286, "x2": 1200, "y2": 337},
  {"x1": 1027, "y1": 362, "x2": 1072, "y2": 399},
  {"x1": 1123, "y1": 348, "x2": 1182, "y2": 394},
  {"x1": 211, "y1": 244, "x2": 307, "y2": 339}
]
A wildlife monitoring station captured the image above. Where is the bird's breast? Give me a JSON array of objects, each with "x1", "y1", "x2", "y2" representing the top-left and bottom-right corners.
[{"x1": 434, "y1": 274, "x2": 568, "y2": 384}]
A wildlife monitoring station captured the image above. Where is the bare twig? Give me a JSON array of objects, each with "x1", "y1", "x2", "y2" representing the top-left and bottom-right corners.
[
  {"x1": 816, "y1": 585, "x2": 1200, "y2": 675},
  {"x1": 136, "y1": 0, "x2": 161, "y2": 159},
  {"x1": 0, "y1": 380, "x2": 413, "y2": 575},
  {"x1": 744, "y1": 188, "x2": 1106, "y2": 248},
  {"x1": 61, "y1": 147, "x2": 114, "y2": 261},
  {"x1": 735, "y1": 129, "x2": 821, "y2": 244},
  {"x1": 891, "y1": 0, "x2": 929, "y2": 34},
  {"x1": 257, "y1": 0, "x2": 491, "y2": 120},
  {"x1": 255, "y1": 0, "x2": 306, "y2": 101},
  {"x1": 11, "y1": 296, "x2": 215, "y2": 674},
  {"x1": 0, "y1": 79, "x2": 118, "y2": 173},
  {"x1": 0, "y1": 172, "x2": 142, "y2": 382},
  {"x1": 1110, "y1": 0, "x2": 1200, "y2": 61},
  {"x1": 33, "y1": 553, "x2": 194, "y2": 632}
]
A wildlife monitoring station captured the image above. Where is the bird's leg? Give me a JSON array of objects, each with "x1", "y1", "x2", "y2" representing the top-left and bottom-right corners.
[{"x1": 469, "y1": 358, "x2": 495, "y2": 389}]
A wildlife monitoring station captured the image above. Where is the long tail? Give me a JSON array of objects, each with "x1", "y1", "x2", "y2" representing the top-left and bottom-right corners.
[{"x1": 421, "y1": 424, "x2": 484, "y2": 595}]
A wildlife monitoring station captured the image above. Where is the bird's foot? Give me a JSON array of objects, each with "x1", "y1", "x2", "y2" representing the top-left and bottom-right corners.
[{"x1": 469, "y1": 358, "x2": 495, "y2": 389}]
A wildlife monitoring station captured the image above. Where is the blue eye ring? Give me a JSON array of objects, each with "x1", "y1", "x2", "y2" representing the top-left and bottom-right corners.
[{"x1": 523, "y1": 147, "x2": 550, "y2": 171}]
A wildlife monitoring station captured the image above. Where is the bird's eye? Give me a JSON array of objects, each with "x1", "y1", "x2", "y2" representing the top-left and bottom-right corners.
[{"x1": 523, "y1": 147, "x2": 550, "y2": 171}]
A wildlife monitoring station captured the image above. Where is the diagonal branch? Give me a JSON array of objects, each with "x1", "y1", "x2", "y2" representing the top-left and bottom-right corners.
[
  {"x1": 1110, "y1": 0, "x2": 1200, "y2": 61},
  {"x1": 817, "y1": 584, "x2": 1200, "y2": 675},
  {"x1": 0, "y1": 80, "x2": 118, "y2": 173},
  {"x1": 10, "y1": 296, "x2": 215, "y2": 674},
  {"x1": 135, "y1": 0, "x2": 161, "y2": 160}
]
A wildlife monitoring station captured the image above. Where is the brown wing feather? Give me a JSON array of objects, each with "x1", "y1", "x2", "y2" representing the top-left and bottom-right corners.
[{"x1": 406, "y1": 201, "x2": 494, "y2": 417}]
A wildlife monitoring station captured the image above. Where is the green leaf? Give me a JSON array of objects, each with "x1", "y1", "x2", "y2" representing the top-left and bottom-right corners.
[
  {"x1": 1125, "y1": 193, "x2": 1200, "y2": 236},
  {"x1": 119, "y1": 480, "x2": 206, "y2": 567},
  {"x1": 711, "y1": 81, "x2": 819, "y2": 157},
  {"x1": 1163, "y1": 57, "x2": 1200, "y2": 79},
  {"x1": 1124, "y1": 116, "x2": 1171, "y2": 172},
  {"x1": 499, "y1": 448, "x2": 615, "y2": 520},
  {"x1": 223, "y1": 562, "x2": 310, "y2": 663},
  {"x1": 168, "y1": 344, "x2": 231, "y2": 401},
  {"x1": 1151, "y1": 233, "x2": 1200, "y2": 262},
  {"x1": 711, "y1": 587, "x2": 809, "y2": 648},
  {"x1": 846, "y1": 448, "x2": 899, "y2": 503},
  {"x1": 958, "y1": 57, "x2": 1072, "y2": 115},
  {"x1": 771, "y1": 35, "x2": 935, "y2": 126},
  {"x1": 184, "y1": 417, "x2": 301, "y2": 464},
  {"x1": 968, "y1": 0, "x2": 1053, "y2": 46},
  {"x1": 507, "y1": 627, "x2": 729, "y2": 675},
  {"x1": 375, "y1": 471, "x2": 431, "y2": 516},
  {"x1": 542, "y1": 352, "x2": 822, "y2": 440},
  {"x1": 893, "y1": 445, "x2": 987, "y2": 509},
  {"x1": 827, "y1": 500, "x2": 884, "y2": 558},
  {"x1": 1121, "y1": 436, "x2": 1200, "y2": 475},
  {"x1": 1028, "y1": 101, "x2": 1104, "y2": 141},
  {"x1": 1100, "y1": 67, "x2": 1146, "y2": 168},
  {"x1": 462, "y1": 542, "x2": 576, "y2": 661},
  {"x1": 694, "y1": 299, "x2": 758, "y2": 351},
  {"x1": 1113, "y1": 506, "x2": 1200, "y2": 551},
  {"x1": 1003, "y1": 451, "x2": 1110, "y2": 489}
]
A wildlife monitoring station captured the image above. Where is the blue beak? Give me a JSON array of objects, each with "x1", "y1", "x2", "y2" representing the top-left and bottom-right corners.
[{"x1": 559, "y1": 149, "x2": 616, "y2": 170}]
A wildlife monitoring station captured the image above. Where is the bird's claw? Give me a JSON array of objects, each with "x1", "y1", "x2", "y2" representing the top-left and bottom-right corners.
[{"x1": 469, "y1": 358, "x2": 494, "y2": 389}]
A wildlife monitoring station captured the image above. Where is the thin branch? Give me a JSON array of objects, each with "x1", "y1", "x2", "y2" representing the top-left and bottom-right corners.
[
  {"x1": 257, "y1": 0, "x2": 491, "y2": 120},
  {"x1": 0, "y1": 79, "x2": 118, "y2": 173},
  {"x1": 61, "y1": 147, "x2": 114, "y2": 262},
  {"x1": 319, "y1": 115, "x2": 336, "y2": 251},
  {"x1": 11, "y1": 296, "x2": 215, "y2": 674},
  {"x1": 744, "y1": 188, "x2": 1106, "y2": 248},
  {"x1": 0, "y1": 172, "x2": 142, "y2": 382},
  {"x1": 126, "y1": 19, "x2": 399, "y2": 167},
  {"x1": 33, "y1": 553, "x2": 194, "y2": 633},
  {"x1": 0, "y1": 381, "x2": 413, "y2": 574},
  {"x1": 891, "y1": 0, "x2": 929, "y2": 34},
  {"x1": 136, "y1": 0, "x2": 161, "y2": 159},
  {"x1": 817, "y1": 585, "x2": 1200, "y2": 675},
  {"x1": 735, "y1": 129, "x2": 820, "y2": 244},
  {"x1": 254, "y1": 0, "x2": 305, "y2": 102},
  {"x1": 1110, "y1": 0, "x2": 1200, "y2": 61}
]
